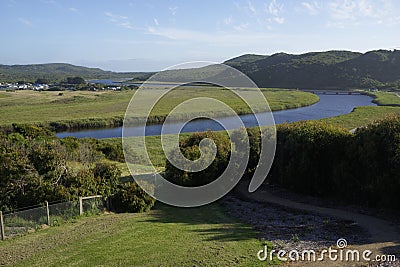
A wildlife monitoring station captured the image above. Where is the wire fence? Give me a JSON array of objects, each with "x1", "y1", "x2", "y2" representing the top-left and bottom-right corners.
[{"x1": 0, "y1": 195, "x2": 104, "y2": 240}]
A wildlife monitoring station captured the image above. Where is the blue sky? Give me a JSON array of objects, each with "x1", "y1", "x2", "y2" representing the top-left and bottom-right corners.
[{"x1": 1, "y1": 0, "x2": 399, "y2": 71}]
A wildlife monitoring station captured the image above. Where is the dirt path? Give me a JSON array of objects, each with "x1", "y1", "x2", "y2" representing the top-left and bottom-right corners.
[{"x1": 235, "y1": 182, "x2": 400, "y2": 266}]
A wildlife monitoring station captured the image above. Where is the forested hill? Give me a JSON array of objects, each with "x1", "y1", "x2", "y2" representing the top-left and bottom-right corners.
[
  {"x1": 0, "y1": 63, "x2": 152, "y2": 82},
  {"x1": 3, "y1": 50, "x2": 400, "y2": 89},
  {"x1": 224, "y1": 50, "x2": 400, "y2": 89}
]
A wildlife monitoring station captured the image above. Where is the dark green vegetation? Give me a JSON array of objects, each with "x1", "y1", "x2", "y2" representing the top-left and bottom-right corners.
[
  {"x1": 110, "y1": 182, "x2": 156, "y2": 213},
  {"x1": 0, "y1": 63, "x2": 152, "y2": 83},
  {"x1": 270, "y1": 117, "x2": 400, "y2": 210},
  {"x1": 224, "y1": 50, "x2": 400, "y2": 89},
  {"x1": 0, "y1": 125, "x2": 153, "y2": 213},
  {"x1": 0, "y1": 203, "x2": 274, "y2": 267},
  {"x1": 0, "y1": 88, "x2": 318, "y2": 130},
  {"x1": 165, "y1": 131, "x2": 231, "y2": 187},
  {"x1": 168, "y1": 116, "x2": 400, "y2": 210}
]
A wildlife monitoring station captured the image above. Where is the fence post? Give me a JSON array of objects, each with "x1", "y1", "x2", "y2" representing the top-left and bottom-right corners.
[
  {"x1": 106, "y1": 197, "x2": 110, "y2": 211},
  {"x1": 45, "y1": 201, "x2": 50, "y2": 226},
  {"x1": 79, "y1": 197, "x2": 83, "y2": 215},
  {"x1": 0, "y1": 211, "x2": 5, "y2": 240}
]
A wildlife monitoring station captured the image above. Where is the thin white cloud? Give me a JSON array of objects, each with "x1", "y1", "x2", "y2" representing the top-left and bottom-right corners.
[
  {"x1": 169, "y1": 6, "x2": 178, "y2": 16},
  {"x1": 68, "y1": 7, "x2": 79, "y2": 13},
  {"x1": 247, "y1": 1, "x2": 257, "y2": 15},
  {"x1": 266, "y1": 0, "x2": 285, "y2": 24},
  {"x1": 105, "y1": 12, "x2": 134, "y2": 29},
  {"x1": 223, "y1": 16, "x2": 233, "y2": 25},
  {"x1": 146, "y1": 26, "x2": 292, "y2": 47},
  {"x1": 154, "y1": 18, "x2": 159, "y2": 26},
  {"x1": 301, "y1": 1, "x2": 321, "y2": 15},
  {"x1": 232, "y1": 0, "x2": 285, "y2": 30},
  {"x1": 273, "y1": 17, "x2": 285, "y2": 24},
  {"x1": 328, "y1": 0, "x2": 399, "y2": 26},
  {"x1": 233, "y1": 23, "x2": 249, "y2": 31},
  {"x1": 18, "y1": 17, "x2": 33, "y2": 27}
]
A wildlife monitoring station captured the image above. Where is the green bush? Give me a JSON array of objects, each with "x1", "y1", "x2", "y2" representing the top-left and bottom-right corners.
[
  {"x1": 240, "y1": 117, "x2": 400, "y2": 210},
  {"x1": 95, "y1": 140, "x2": 125, "y2": 162},
  {"x1": 164, "y1": 130, "x2": 231, "y2": 187},
  {"x1": 110, "y1": 182, "x2": 155, "y2": 213},
  {"x1": 269, "y1": 121, "x2": 351, "y2": 196},
  {"x1": 345, "y1": 115, "x2": 400, "y2": 209},
  {"x1": 0, "y1": 127, "x2": 122, "y2": 211}
]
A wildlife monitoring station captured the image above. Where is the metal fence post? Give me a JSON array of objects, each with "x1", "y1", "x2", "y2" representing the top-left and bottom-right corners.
[
  {"x1": 0, "y1": 211, "x2": 5, "y2": 240},
  {"x1": 79, "y1": 197, "x2": 83, "y2": 215},
  {"x1": 45, "y1": 201, "x2": 50, "y2": 226}
]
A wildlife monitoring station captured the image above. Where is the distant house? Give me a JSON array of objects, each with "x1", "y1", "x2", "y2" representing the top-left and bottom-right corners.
[{"x1": 33, "y1": 84, "x2": 49, "y2": 91}]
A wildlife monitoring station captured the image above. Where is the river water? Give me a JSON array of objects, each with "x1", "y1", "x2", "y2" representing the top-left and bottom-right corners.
[{"x1": 56, "y1": 94, "x2": 376, "y2": 139}]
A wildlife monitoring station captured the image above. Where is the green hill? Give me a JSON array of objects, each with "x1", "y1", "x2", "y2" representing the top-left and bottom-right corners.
[
  {"x1": 0, "y1": 63, "x2": 152, "y2": 83},
  {"x1": 224, "y1": 50, "x2": 400, "y2": 89}
]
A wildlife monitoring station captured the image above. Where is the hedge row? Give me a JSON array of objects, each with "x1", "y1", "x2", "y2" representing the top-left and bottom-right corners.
[
  {"x1": 269, "y1": 116, "x2": 400, "y2": 210},
  {"x1": 165, "y1": 115, "x2": 400, "y2": 210}
]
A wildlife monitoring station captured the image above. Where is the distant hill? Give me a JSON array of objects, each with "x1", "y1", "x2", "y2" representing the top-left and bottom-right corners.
[
  {"x1": 224, "y1": 50, "x2": 400, "y2": 89},
  {"x1": 0, "y1": 63, "x2": 152, "y2": 83},
  {"x1": 3, "y1": 50, "x2": 400, "y2": 89}
]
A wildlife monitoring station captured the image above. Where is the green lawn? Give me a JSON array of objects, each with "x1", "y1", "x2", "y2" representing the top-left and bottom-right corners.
[
  {"x1": 0, "y1": 88, "x2": 318, "y2": 129},
  {"x1": 0, "y1": 203, "x2": 276, "y2": 267}
]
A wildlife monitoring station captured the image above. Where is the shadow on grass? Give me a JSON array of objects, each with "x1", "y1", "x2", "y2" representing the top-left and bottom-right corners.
[{"x1": 138, "y1": 201, "x2": 260, "y2": 242}]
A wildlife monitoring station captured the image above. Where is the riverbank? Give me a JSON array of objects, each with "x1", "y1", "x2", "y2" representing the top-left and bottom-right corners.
[{"x1": 56, "y1": 94, "x2": 375, "y2": 138}]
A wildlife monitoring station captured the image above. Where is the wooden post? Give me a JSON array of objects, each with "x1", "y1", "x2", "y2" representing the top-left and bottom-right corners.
[
  {"x1": 79, "y1": 197, "x2": 83, "y2": 215},
  {"x1": 45, "y1": 201, "x2": 50, "y2": 226},
  {"x1": 106, "y1": 198, "x2": 110, "y2": 211},
  {"x1": 0, "y1": 211, "x2": 5, "y2": 241}
]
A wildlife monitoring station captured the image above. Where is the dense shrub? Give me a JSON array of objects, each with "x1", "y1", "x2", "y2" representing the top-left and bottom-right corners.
[
  {"x1": 248, "y1": 117, "x2": 400, "y2": 210},
  {"x1": 344, "y1": 115, "x2": 400, "y2": 209},
  {"x1": 164, "y1": 130, "x2": 231, "y2": 187},
  {"x1": 164, "y1": 116, "x2": 400, "y2": 211},
  {"x1": 95, "y1": 141, "x2": 125, "y2": 162},
  {"x1": 270, "y1": 121, "x2": 351, "y2": 196},
  {"x1": 0, "y1": 127, "x2": 122, "y2": 211},
  {"x1": 110, "y1": 182, "x2": 155, "y2": 213}
]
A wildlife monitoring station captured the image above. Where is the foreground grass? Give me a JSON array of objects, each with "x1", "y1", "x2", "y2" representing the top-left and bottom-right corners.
[
  {"x1": 0, "y1": 88, "x2": 318, "y2": 129},
  {"x1": 0, "y1": 203, "x2": 274, "y2": 267}
]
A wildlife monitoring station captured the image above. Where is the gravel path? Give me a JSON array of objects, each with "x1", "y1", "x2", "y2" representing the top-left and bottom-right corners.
[{"x1": 229, "y1": 182, "x2": 400, "y2": 267}]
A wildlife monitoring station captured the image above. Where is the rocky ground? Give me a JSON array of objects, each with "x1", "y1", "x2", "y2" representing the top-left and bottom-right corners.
[
  {"x1": 223, "y1": 194, "x2": 399, "y2": 267},
  {"x1": 223, "y1": 195, "x2": 369, "y2": 251}
]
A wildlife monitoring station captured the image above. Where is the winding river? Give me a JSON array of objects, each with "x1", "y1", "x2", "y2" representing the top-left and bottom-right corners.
[{"x1": 56, "y1": 94, "x2": 376, "y2": 139}]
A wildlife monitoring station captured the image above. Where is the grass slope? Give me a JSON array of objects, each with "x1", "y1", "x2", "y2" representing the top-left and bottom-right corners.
[{"x1": 0, "y1": 203, "x2": 274, "y2": 267}]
